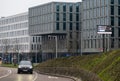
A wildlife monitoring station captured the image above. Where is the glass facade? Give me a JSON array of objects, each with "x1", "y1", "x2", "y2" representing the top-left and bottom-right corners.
[
  {"x1": 111, "y1": 6, "x2": 114, "y2": 15},
  {"x1": 111, "y1": 0, "x2": 114, "y2": 4},
  {"x1": 56, "y1": 4, "x2": 59, "y2": 12},
  {"x1": 63, "y1": 22, "x2": 66, "y2": 30},
  {"x1": 69, "y1": 23, "x2": 73, "y2": 30},
  {"x1": 76, "y1": 5, "x2": 79, "y2": 12},
  {"x1": 63, "y1": 13, "x2": 66, "y2": 21},
  {"x1": 56, "y1": 13, "x2": 59, "y2": 21},
  {"x1": 118, "y1": 6, "x2": 120, "y2": 15},
  {"x1": 63, "y1": 4, "x2": 66, "y2": 12},
  {"x1": 69, "y1": 5, "x2": 73, "y2": 12},
  {"x1": 118, "y1": 0, "x2": 120, "y2": 4},
  {"x1": 70, "y1": 13, "x2": 73, "y2": 21},
  {"x1": 111, "y1": 17, "x2": 114, "y2": 26},
  {"x1": 56, "y1": 22, "x2": 59, "y2": 30}
]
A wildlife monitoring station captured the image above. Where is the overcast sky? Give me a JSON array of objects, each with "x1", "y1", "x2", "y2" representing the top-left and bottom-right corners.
[{"x1": 0, "y1": 0, "x2": 82, "y2": 17}]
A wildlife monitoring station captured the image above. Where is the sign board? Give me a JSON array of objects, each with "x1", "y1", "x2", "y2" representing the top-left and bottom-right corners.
[{"x1": 97, "y1": 25, "x2": 112, "y2": 34}]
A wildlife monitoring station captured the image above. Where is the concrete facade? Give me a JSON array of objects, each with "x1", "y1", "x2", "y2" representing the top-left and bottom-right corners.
[
  {"x1": 82, "y1": 0, "x2": 120, "y2": 53},
  {"x1": 0, "y1": 12, "x2": 42, "y2": 63},
  {"x1": 29, "y1": 2, "x2": 81, "y2": 60}
]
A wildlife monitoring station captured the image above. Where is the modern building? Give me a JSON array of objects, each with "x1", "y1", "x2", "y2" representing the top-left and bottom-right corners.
[
  {"x1": 29, "y1": 2, "x2": 81, "y2": 60},
  {"x1": 0, "y1": 12, "x2": 42, "y2": 63},
  {"x1": 81, "y1": 0, "x2": 120, "y2": 53}
]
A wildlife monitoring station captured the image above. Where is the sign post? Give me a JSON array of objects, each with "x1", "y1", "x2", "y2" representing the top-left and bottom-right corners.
[{"x1": 97, "y1": 25, "x2": 112, "y2": 52}]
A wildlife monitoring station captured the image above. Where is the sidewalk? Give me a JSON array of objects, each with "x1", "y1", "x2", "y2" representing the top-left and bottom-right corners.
[{"x1": 0, "y1": 67, "x2": 9, "y2": 77}]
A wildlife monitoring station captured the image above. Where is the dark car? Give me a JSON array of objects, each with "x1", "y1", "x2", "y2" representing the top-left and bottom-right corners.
[{"x1": 17, "y1": 60, "x2": 33, "y2": 74}]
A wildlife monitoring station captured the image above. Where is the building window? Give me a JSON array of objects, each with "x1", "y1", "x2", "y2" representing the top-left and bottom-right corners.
[
  {"x1": 69, "y1": 13, "x2": 72, "y2": 21},
  {"x1": 111, "y1": 6, "x2": 114, "y2": 15},
  {"x1": 111, "y1": 28, "x2": 114, "y2": 37},
  {"x1": 119, "y1": 39, "x2": 120, "y2": 48},
  {"x1": 76, "y1": 5, "x2": 79, "y2": 12},
  {"x1": 111, "y1": 17, "x2": 114, "y2": 26},
  {"x1": 69, "y1": 41, "x2": 73, "y2": 49},
  {"x1": 56, "y1": 13, "x2": 59, "y2": 21},
  {"x1": 56, "y1": 4, "x2": 59, "y2": 12},
  {"x1": 76, "y1": 23, "x2": 79, "y2": 30},
  {"x1": 118, "y1": 17, "x2": 120, "y2": 26},
  {"x1": 118, "y1": 6, "x2": 120, "y2": 15},
  {"x1": 69, "y1": 32, "x2": 72, "y2": 39},
  {"x1": 56, "y1": 23, "x2": 59, "y2": 30},
  {"x1": 111, "y1": 39, "x2": 114, "y2": 48},
  {"x1": 31, "y1": 44, "x2": 34, "y2": 50},
  {"x1": 91, "y1": 39, "x2": 93, "y2": 48},
  {"x1": 76, "y1": 32, "x2": 79, "y2": 38},
  {"x1": 63, "y1": 13, "x2": 66, "y2": 21},
  {"x1": 63, "y1": 4, "x2": 66, "y2": 12},
  {"x1": 118, "y1": 0, "x2": 120, "y2": 4},
  {"x1": 33, "y1": 37, "x2": 35, "y2": 42},
  {"x1": 111, "y1": 0, "x2": 114, "y2": 4},
  {"x1": 76, "y1": 13, "x2": 79, "y2": 21},
  {"x1": 118, "y1": 28, "x2": 120, "y2": 37},
  {"x1": 63, "y1": 22, "x2": 66, "y2": 30},
  {"x1": 69, "y1": 5, "x2": 73, "y2": 12},
  {"x1": 69, "y1": 23, "x2": 72, "y2": 30}
]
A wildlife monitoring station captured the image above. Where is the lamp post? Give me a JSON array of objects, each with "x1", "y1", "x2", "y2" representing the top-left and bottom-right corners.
[
  {"x1": 48, "y1": 35, "x2": 58, "y2": 58},
  {"x1": 36, "y1": 44, "x2": 37, "y2": 63}
]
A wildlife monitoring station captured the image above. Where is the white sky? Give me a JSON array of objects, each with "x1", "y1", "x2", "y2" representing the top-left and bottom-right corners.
[{"x1": 0, "y1": 0, "x2": 82, "y2": 17}]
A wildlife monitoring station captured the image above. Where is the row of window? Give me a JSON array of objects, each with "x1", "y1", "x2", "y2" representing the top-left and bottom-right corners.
[
  {"x1": 111, "y1": 6, "x2": 120, "y2": 15},
  {"x1": 0, "y1": 30, "x2": 28, "y2": 38},
  {"x1": 32, "y1": 36, "x2": 41, "y2": 43},
  {"x1": 31, "y1": 44, "x2": 41, "y2": 50},
  {"x1": 111, "y1": 17, "x2": 120, "y2": 26},
  {"x1": 42, "y1": 35, "x2": 66, "y2": 41},
  {"x1": 84, "y1": 39, "x2": 103, "y2": 48},
  {"x1": 0, "y1": 22, "x2": 28, "y2": 32},
  {"x1": 83, "y1": 7, "x2": 109, "y2": 20},
  {"x1": 56, "y1": 22, "x2": 79, "y2": 31},
  {"x1": 111, "y1": 0, "x2": 120, "y2": 4},
  {"x1": 0, "y1": 15, "x2": 28, "y2": 25},
  {"x1": 69, "y1": 32, "x2": 79, "y2": 40},
  {"x1": 0, "y1": 44, "x2": 29, "y2": 52},
  {"x1": 83, "y1": 0, "x2": 109, "y2": 9},
  {"x1": 0, "y1": 37, "x2": 29, "y2": 45},
  {"x1": 110, "y1": 27, "x2": 120, "y2": 37},
  {"x1": 56, "y1": 13, "x2": 79, "y2": 21},
  {"x1": 56, "y1": 4, "x2": 79, "y2": 12}
]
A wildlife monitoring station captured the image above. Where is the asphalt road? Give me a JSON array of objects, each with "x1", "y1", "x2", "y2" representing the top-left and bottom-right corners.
[{"x1": 0, "y1": 67, "x2": 74, "y2": 81}]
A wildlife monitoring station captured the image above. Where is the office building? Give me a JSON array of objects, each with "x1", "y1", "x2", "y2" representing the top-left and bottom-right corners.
[
  {"x1": 81, "y1": 0, "x2": 120, "y2": 53},
  {"x1": 0, "y1": 12, "x2": 42, "y2": 63},
  {"x1": 29, "y1": 2, "x2": 81, "y2": 60}
]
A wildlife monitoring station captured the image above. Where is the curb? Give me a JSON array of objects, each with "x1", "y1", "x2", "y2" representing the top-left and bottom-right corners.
[{"x1": 35, "y1": 70, "x2": 82, "y2": 81}]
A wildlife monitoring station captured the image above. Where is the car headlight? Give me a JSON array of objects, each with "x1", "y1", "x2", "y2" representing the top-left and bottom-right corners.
[
  {"x1": 18, "y1": 65, "x2": 22, "y2": 68},
  {"x1": 30, "y1": 66, "x2": 33, "y2": 69}
]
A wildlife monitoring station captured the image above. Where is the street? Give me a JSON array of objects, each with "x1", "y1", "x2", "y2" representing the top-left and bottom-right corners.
[{"x1": 0, "y1": 67, "x2": 74, "y2": 81}]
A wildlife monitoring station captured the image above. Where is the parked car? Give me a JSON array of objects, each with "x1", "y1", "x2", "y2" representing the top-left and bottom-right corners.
[{"x1": 17, "y1": 60, "x2": 33, "y2": 74}]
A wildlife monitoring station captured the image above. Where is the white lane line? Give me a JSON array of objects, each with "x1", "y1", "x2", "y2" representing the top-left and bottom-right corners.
[
  {"x1": 0, "y1": 69, "x2": 12, "y2": 79},
  {"x1": 48, "y1": 76, "x2": 58, "y2": 79},
  {"x1": 32, "y1": 72, "x2": 38, "y2": 81}
]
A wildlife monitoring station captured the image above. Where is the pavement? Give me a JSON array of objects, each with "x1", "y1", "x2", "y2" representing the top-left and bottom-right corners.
[{"x1": 0, "y1": 67, "x2": 9, "y2": 77}]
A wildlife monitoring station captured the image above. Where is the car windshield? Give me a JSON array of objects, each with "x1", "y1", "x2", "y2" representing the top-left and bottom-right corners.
[{"x1": 19, "y1": 61, "x2": 32, "y2": 65}]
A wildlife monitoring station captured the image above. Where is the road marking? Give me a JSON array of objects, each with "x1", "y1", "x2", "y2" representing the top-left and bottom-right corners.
[
  {"x1": 0, "y1": 69, "x2": 12, "y2": 79},
  {"x1": 48, "y1": 76, "x2": 58, "y2": 79},
  {"x1": 32, "y1": 72, "x2": 38, "y2": 81}
]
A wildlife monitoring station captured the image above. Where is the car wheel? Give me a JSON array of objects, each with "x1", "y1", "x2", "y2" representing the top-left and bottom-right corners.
[
  {"x1": 17, "y1": 71, "x2": 20, "y2": 74},
  {"x1": 30, "y1": 71, "x2": 33, "y2": 74}
]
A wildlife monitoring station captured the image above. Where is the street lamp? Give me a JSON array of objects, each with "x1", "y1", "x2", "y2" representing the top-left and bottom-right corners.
[
  {"x1": 48, "y1": 35, "x2": 58, "y2": 58},
  {"x1": 36, "y1": 44, "x2": 37, "y2": 63}
]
